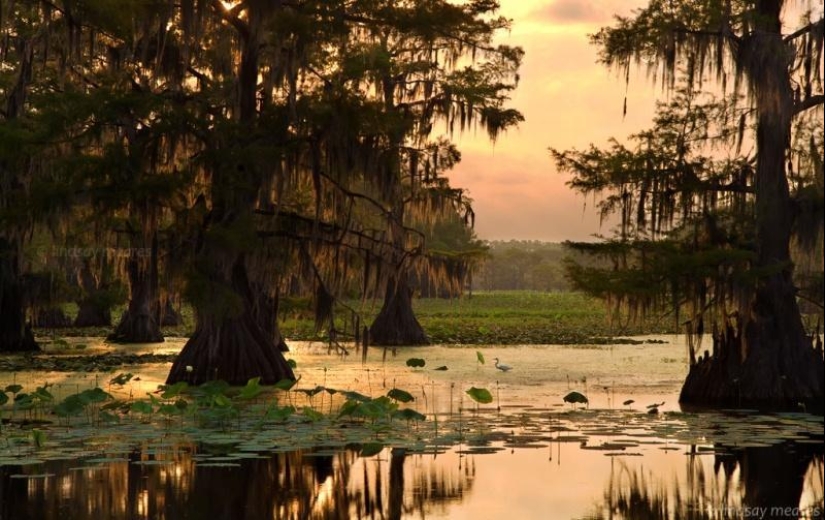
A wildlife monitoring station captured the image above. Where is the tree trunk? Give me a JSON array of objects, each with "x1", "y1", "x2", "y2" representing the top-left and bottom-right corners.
[
  {"x1": 159, "y1": 295, "x2": 182, "y2": 327},
  {"x1": 369, "y1": 274, "x2": 429, "y2": 346},
  {"x1": 166, "y1": 257, "x2": 294, "y2": 385},
  {"x1": 680, "y1": 12, "x2": 825, "y2": 412},
  {"x1": 33, "y1": 307, "x2": 72, "y2": 328},
  {"x1": 167, "y1": 5, "x2": 294, "y2": 385},
  {"x1": 738, "y1": 442, "x2": 822, "y2": 519},
  {"x1": 108, "y1": 236, "x2": 163, "y2": 343},
  {"x1": 73, "y1": 301, "x2": 112, "y2": 327},
  {"x1": 0, "y1": 238, "x2": 38, "y2": 352},
  {"x1": 73, "y1": 261, "x2": 112, "y2": 327},
  {"x1": 252, "y1": 286, "x2": 289, "y2": 352},
  {"x1": 388, "y1": 448, "x2": 406, "y2": 520}
]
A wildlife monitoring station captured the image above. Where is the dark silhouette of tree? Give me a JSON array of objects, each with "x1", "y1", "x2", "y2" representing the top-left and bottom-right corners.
[
  {"x1": 595, "y1": 441, "x2": 823, "y2": 520},
  {"x1": 329, "y1": 1, "x2": 523, "y2": 345},
  {"x1": 554, "y1": 1, "x2": 824, "y2": 411}
]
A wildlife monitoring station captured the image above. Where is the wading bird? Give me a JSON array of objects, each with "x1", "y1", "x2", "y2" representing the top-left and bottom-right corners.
[{"x1": 494, "y1": 358, "x2": 512, "y2": 372}]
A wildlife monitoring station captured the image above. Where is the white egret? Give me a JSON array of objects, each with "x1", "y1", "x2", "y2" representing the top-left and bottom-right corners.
[{"x1": 493, "y1": 358, "x2": 512, "y2": 372}]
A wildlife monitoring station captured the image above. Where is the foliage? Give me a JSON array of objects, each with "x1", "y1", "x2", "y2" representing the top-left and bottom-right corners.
[
  {"x1": 0, "y1": 0, "x2": 522, "y2": 374},
  {"x1": 563, "y1": 391, "x2": 589, "y2": 405},
  {"x1": 555, "y1": 0, "x2": 825, "y2": 409},
  {"x1": 554, "y1": 2, "x2": 824, "y2": 340},
  {"x1": 465, "y1": 387, "x2": 493, "y2": 404},
  {"x1": 475, "y1": 241, "x2": 576, "y2": 291}
]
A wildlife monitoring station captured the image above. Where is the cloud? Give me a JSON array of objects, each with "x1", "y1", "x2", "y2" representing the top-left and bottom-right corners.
[
  {"x1": 532, "y1": 0, "x2": 605, "y2": 24},
  {"x1": 528, "y1": 0, "x2": 643, "y2": 26}
]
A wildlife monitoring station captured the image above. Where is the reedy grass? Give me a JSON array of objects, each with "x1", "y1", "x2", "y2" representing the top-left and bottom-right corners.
[{"x1": 38, "y1": 291, "x2": 680, "y2": 345}]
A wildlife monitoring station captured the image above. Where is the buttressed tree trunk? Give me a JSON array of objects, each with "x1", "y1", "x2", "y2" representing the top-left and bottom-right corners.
[
  {"x1": 166, "y1": 253, "x2": 295, "y2": 385},
  {"x1": 680, "y1": 6, "x2": 824, "y2": 412},
  {"x1": 369, "y1": 274, "x2": 429, "y2": 346},
  {"x1": 108, "y1": 235, "x2": 163, "y2": 343},
  {"x1": 160, "y1": 296, "x2": 181, "y2": 327},
  {"x1": 252, "y1": 286, "x2": 289, "y2": 352},
  {"x1": 166, "y1": 2, "x2": 294, "y2": 385},
  {"x1": 73, "y1": 259, "x2": 113, "y2": 327},
  {"x1": 0, "y1": 238, "x2": 38, "y2": 352}
]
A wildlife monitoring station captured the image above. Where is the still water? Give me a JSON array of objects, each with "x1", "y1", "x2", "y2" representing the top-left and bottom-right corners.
[{"x1": 1, "y1": 337, "x2": 822, "y2": 519}]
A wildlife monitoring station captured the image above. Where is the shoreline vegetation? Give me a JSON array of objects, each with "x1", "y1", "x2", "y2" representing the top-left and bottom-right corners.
[
  {"x1": 12, "y1": 290, "x2": 820, "y2": 374},
  {"x1": 30, "y1": 291, "x2": 682, "y2": 347}
]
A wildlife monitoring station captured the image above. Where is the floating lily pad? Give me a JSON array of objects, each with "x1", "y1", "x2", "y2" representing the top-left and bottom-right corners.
[
  {"x1": 1, "y1": 459, "x2": 45, "y2": 466},
  {"x1": 83, "y1": 457, "x2": 130, "y2": 464}
]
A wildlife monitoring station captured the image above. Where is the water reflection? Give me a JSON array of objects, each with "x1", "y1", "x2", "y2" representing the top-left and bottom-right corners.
[
  {"x1": 0, "y1": 446, "x2": 473, "y2": 520},
  {"x1": 2, "y1": 339, "x2": 823, "y2": 519},
  {"x1": 4, "y1": 439, "x2": 820, "y2": 519},
  {"x1": 590, "y1": 441, "x2": 824, "y2": 520}
]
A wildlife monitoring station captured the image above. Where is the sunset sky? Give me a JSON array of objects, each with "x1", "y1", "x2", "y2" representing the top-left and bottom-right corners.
[{"x1": 446, "y1": 0, "x2": 657, "y2": 242}]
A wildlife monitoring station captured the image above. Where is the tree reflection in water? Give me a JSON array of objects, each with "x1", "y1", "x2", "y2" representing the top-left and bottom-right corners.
[
  {"x1": 590, "y1": 441, "x2": 824, "y2": 520},
  {"x1": 0, "y1": 446, "x2": 473, "y2": 519}
]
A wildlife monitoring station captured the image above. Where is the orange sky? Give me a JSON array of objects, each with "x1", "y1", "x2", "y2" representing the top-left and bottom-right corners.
[{"x1": 446, "y1": 0, "x2": 658, "y2": 242}]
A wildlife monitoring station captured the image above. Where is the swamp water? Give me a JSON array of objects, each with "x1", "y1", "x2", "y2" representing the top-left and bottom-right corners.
[{"x1": 0, "y1": 337, "x2": 822, "y2": 519}]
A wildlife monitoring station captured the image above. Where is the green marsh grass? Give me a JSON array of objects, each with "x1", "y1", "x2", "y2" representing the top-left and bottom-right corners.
[
  {"x1": 39, "y1": 291, "x2": 679, "y2": 345},
  {"x1": 279, "y1": 291, "x2": 679, "y2": 344}
]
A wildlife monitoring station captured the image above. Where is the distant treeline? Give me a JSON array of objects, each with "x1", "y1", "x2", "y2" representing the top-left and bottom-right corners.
[{"x1": 473, "y1": 241, "x2": 585, "y2": 292}]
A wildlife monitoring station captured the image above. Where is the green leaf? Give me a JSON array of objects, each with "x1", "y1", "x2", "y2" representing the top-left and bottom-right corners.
[
  {"x1": 563, "y1": 391, "x2": 589, "y2": 404},
  {"x1": 14, "y1": 393, "x2": 34, "y2": 410},
  {"x1": 287, "y1": 359, "x2": 297, "y2": 369},
  {"x1": 131, "y1": 401, "x2": 154, "y2": 414},
  {"x1": 158, "y1": 404, "x2": 181, "y2": 416},
  {"x1": 387, "y1": 389, "x2": 415, "y2": 403},
  {"x1": 212, "y1": 394, "x2": 232, "y2": 407},
  {"x1": 359, "y1": 442, "x2": 384, "y2": 457},
  {"x1": 476, "y1": 351, "x2": 485, "y2": 365},
  {"x1": 33, "y1": 386, "x2": 54, "y2": 402},
  {"x1": 338, "y1": 400, "x2": 362, "y2": 417},
  {"x1": 406, "y1": 358, "x2": 426, "y2": 368},
  {"x1": 5, "y1": 384, "x2": 23, "y2": 394},
  {"x1": 466, "y1": 387, "x2": 493, "y2": 404},
  {"x1": 301, "y1": 406, "x2": 324, "y2": 422},
  {"x1": 32, "y1": 429, "x2": 47, "y2": 449},
  {"x1": 101, "y1": 400, "x2": 127, "y2": 411},
  {"x1": 54, "y1": 396, "x2": 85, "y2": 417},
  {"x1": 160, "y1": 382, "x2": 189, "y2": 400},
  {"x1": 433, "y1": 366, "x2": 448, "y2": 371},
  {"x1": 274, "y1": 378, "x2": 297, "y2": 391},
  {"x1": 109, "y1": 373, "x2": 134, "y2": 386},
  {"x1": 265, "y1": 405, "x2": 296, "y2": 422},
  {"x1": 197, "y1": 380, "x2": 230, "y2": 396},
  {"x1": 79, "y1": 387, "x2": 112, "y2": 404},
  {"x1": 99, "y1": 411, "x2": 120, "y2": 424},
  {"x1": 341, "y1": 391, "x2": 371, "y2": 403},
  {"x1": 237, "y1": 377, "x2": 262, "y2": 399},
  {"x1": 0, "y1": 392, "x2": 8, "y2": 406},
  {"x1": 295, "y1": 386, "x2": 325, "y2": 397},
  {"x1": 394, "y1": 408, "x2": 426, "y2": 421}
]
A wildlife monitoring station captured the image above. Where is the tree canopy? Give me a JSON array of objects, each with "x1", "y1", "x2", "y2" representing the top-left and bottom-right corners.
[
  {"x1": 0, "y1": 1, "x2": 522, "y2": 381},
  {"x1": 554, "y1": 0, "x2": 824, "y2": 410}
]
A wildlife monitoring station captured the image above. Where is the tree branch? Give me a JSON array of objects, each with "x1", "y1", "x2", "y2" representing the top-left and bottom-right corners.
[
  {"x1": 210, "y1": 0, "x2": 249, "y2": 39},
  {"x1": 784, "y1": 17, "x2": 824, "y2": 43},
  {"x1": 673, "y1": 27, "x2": 740, "y2": 44},
  {"x1": 793, "y1": 94, "x2": 824, "y2": 116}
]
